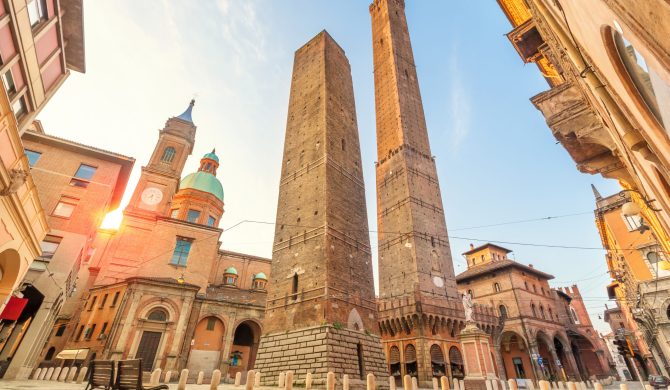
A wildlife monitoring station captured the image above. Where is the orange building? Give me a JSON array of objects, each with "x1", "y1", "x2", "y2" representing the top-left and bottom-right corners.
[
  {"x1": 35, "y1": 102, "x2": 271, "y2": 382},
  {"x1": 456, "y1": 243, "x2": 609, "y2": 382}
]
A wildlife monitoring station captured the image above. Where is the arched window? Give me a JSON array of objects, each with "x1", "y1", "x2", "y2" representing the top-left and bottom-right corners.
[
  {"x1": 570, "y1": 307, "x2": 580, "y2": 324},
  {"x1": 405, "y1": 344, "x2": 417, "y2": 376},
  {"x1": 161, "y1": 147, "x2": 176, "y2": 163},
  {"x1": 539, "y1": 305, "x2": 545, "y2": 319},
  {"x1": 532, "y1": 284, "x2": 537, "y2": 293},
  {"x1": 548, "y1": 307, "x2": 553, "y2": 320},
  {"x1": 44, "y1": 347, "x2": 56, "y2": 361},
  {"x1": 493, "y1": 282, "x2": 501, "y2": 292},
  {"x1": 531, "y1": 304, "x2": 537, "y2": 317},
  {"x1": 667, "y1": 305, "x2": 670, "y2": 320},
  {"x1": 524, "y1": 281, "x2": 528, "y2": 290},
  {"x1": 292, "y1": 273, "x2": 299, "y2": 300},
  {"x1": 449, "y1": 347, "x2": 464, "y2": 380},
  {"x1": 147, "y1": 308, "x2": 168, "y2": 322},
  {"x1": 499, "y1": 305, "x2": 508, "y2": 319},
  {"x1": 541, "y1": 287, "x2": 545, "y2": 295}
]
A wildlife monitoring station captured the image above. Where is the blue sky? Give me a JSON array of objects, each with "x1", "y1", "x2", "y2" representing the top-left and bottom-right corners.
[{"x1": 39, "y1": 1, "x2": 621, "y2": 331}]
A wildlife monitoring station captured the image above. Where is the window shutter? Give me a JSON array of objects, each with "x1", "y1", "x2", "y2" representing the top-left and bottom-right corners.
[
  {"x1": 430, "y1": 344, "x2": 444, "y2": 364},
  {"x1": 389, "y1": 346, "x2": 400, "y2": 364},
  {"x1": 449, "y1": 347, "x2": 463, "y2": 365},
  {"x1": 405, "y1": 344, "x2": 416, "y2": 363}
]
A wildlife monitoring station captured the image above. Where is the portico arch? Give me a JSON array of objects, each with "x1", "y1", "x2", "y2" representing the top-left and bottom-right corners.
[
  {"x1": 500, "y1": 330, "x2": 533, "y2": 381},
  {"x1": 228, "y1": 320, "x2": 261, "y2": 377},
  {"x1": 188, "y1": 316, "x2": 225, "y2": 373}
]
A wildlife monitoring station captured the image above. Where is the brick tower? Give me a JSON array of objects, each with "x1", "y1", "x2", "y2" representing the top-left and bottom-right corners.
[
  {"x1": 254, "y1": 31, "x2": 387, "y2": 387},
  {"x1": 370, "y1": 0, "x2": 498, "y2": 387}
]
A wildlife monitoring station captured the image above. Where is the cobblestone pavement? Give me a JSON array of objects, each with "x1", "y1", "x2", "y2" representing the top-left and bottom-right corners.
[{"x1": 0, "y1": 380, "x2": 652, "y2": 390}]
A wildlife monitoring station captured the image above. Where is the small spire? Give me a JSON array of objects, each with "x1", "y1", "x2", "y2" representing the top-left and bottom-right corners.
[
  {"x1": 591, "y1": 184, "x2": 602, "y2": 199},
  {"x1": 212, "y1": 148, "x2": 216, "y2": 154},
  {"x1": 175, "y1": 99, "x2": 195, "y2": 123}
]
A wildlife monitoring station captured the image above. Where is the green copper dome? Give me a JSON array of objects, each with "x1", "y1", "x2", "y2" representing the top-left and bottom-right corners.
[
  {"x1": 224, "y1": 266, "x2": 238, "y2": 275},
  {"x1": 179, "y1": 171, "x2": 224, "y2": 201},
  {"x1": 203, "y1": 150, "x2": 219, "y2": 163},
  {"x1": 253, "y1": 272, "x2": 267, "y2": 280}
]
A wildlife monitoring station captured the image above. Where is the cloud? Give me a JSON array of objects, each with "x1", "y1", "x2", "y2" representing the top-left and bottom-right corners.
[
  {"x1": 448, "y1": 46, "x2": 472, "y2": 151},
  {"x1": 215, "y1": 0, "x2": 268, "y2": 76}
]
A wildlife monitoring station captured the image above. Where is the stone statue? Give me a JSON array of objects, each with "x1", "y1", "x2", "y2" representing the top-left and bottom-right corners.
[{"x1": 462, "y1": 291, "x2": 474, "y2": 323}]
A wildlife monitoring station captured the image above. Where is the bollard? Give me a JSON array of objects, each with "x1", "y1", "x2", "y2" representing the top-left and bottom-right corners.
[
  {"x1": 460, "y1": 380, "x2": 466, "y2": 390},
  {"x1": 539, "y1": 381, "x2": 550, "y2": 390},
  {"x1": 306, "y1": 373, "x2": 313, "y2": 389},
  {"x1": 558, "y1": 382, "x2": 565, "y2": 390},
  {"x1": 552, "y1": 382, "x2": 557, "y2": 389},
  {"x1": 327, "y1": 372, "x2": 336, "y2": 390},
  {"x1": 150, "y1": 369, "x2": 161, "y2": 385},
  {"x1": 619, "y1": 384, "x2": 627, "y2": 390},
  {"x1": 344, "y1": 374, "x2": 350, "y2": 390},
  {"x1": 178, "y1": 369, "x2": 189, "y2": 390},
  {"x1": 58, "y1": 367, "x2": 69, "y2": 381},
  {"x1": 412, "y1": 377, "x2": 418, "y2": 390},
  {"x1": 51, "y1": 367, "x2": 61, "y2": 381},
  {"x1": 210, "y1": 369, "x2": 222, "y2": 390},
  {"x1": 500, "y1": 379, "x2": 507, "y2": 390},
  {"x1": 197, "y1": 371, "x2": 204, "y2": 385},
  {"x1": 508, "y1": 379, "x2": 519, "y2": 390},
  {"x1": 67, "y1": 367, "x2": 77, "y2": 383},
  {"x1": 76, "y1": 367, "x2": 88, "y2": 384},
  {"x1": 433, "y1": 377, "x2": 440, "y2": 390},
  {"x1": 255, "y1": 371, "x2": 261, "y2": 387},
  {"x1": 389, "y1": 376, "x2": 397, "y2": 390},
  {"x1": 404, "y1": 376, "x2": 413, "y2": 390},
  {"x1": 235, "y1": 371, "x2": 242, "y2": 386},
  {"x1": 286, "y1": 371, "x2": 294, "y2": 390},
  {"x1": 594, "y1": 383, "x2": 603, "y2": 390},
  {"x1": 38, "y1": 367, "x2": 48, "y2": 380},
  {"x1": 246, "y1": 370, "x2": 256, "y2": 390},
  {"x1": 644, "y1": 386, "x2": 652, "y2": 390},
  {"x1": 368, "y1": 373, "x2": 376, "y2": 390},
  {"x1": 164, "y1": 370, "x2": 172, "y2": 384},
  {"x1": 32, "y1": 368, "x2": 42, "y2": 380},
  {"x1": 279, "y1": 372, "x2": 286, "y2": 388},
  {"x1": 44, "y1": 367, "x2": 54, "y2": 381},
  {"x1": 527, "y1": 380, "x2": 536, "y2": 390},
  {"x1": 492, "y1": 379, "x2": 500, "y2": 390},
  {"x1": 453, "y1": 377, "x2": 461, "y2": 390},
  {"x1": 567, "y1": 382, "x2": 577, "y2": 390},
  {"x1": 440, "y1": 376, "x2": 450, "y2": 390},
  {"x1": 486, "y1": 379, "x2": 493, "y2": 390}
]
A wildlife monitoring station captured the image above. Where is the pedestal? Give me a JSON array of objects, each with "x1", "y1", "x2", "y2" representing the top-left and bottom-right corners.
[{"x1": 459, "y1": 324, "x2": 498, "y2": 390}]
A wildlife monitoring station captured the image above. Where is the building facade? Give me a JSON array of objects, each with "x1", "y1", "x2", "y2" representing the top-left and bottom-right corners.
[
  {"x1": 456, "y1": 243, "x2": 610, "y2": 382},
  {"x1": 31, "y1": 103, "x2": 271, "y2": 382}
]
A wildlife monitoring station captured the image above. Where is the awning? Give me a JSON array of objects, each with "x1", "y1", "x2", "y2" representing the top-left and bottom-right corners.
[
  {"x1": 56, "y1": 348, "x2": 89, "y2": 360},
  {"x1": 0, "y1": 297, "x2": 28, "y2": 321}
]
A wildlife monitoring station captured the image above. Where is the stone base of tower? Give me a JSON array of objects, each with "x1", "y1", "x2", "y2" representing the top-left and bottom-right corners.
[{"x1": 255, "y1": 325, "x2": 389, "y2": 390}]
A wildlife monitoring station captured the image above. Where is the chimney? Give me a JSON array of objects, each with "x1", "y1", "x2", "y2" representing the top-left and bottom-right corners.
[
  {"x1": 528, "y1": 264, "x2": 534, "y2": 268},
  {"x1": 470, "y1": 243, "x2": 474, "y2": 250}
]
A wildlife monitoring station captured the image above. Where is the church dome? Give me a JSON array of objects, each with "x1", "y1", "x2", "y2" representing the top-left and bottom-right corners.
[
  {"x1": 179, "y1": 171, "x2": 224, "y2": 201},
  {"x1": 253, "y1": 272, "x2": 267, "y2": 280},
  {"x1": 178, "y1": 150, "x2": 223, "y2": 201},
  {"x1": 224, "y1": 266, "x2": 238, "y2": 275}
]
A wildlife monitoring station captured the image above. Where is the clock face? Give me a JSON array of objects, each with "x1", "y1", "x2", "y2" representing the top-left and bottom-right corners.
[
  {"x1": 432, "y1": 276, "x2": 444, "y2": 288},
  {"x1": 141, "y1": 187, "x2": 163, "y2": 205}
]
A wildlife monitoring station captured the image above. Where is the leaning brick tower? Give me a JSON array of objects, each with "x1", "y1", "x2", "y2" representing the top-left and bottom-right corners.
[{"x1": 253, "y1": 30, "x2": 387, "y2": 388}]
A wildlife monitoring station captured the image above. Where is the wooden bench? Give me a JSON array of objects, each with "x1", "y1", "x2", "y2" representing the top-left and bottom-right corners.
[
  {"x1": 114, "y1": 359, "x2": 167, "y2": 390},
  {"x1": 85, "y1": 360, "x2": 114, "y2": 390}
]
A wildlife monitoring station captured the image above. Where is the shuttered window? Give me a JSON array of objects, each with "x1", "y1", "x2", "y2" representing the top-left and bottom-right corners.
[
  {"x1": 449, "y1": 346, "x2": 463, "y2": 365},
  {"x1": 430, "y1": 344, "x2": 444, "y2": 364},
  {"x1": 389, "y1": 346, "x2": 400, "y2": 364},
  {"x1": 405, "y1": 344, "x2": 417, "y2": 363}
]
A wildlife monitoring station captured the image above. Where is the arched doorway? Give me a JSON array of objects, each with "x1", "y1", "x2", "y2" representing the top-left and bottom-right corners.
[
  {"x1": 449, "y1": 346, "x2": 464, "y2": 381},
  {"x1": 404, "y1": 344, "x2": 417, "y2": 377},
  {"x1": 228, "y1": 320, "x2": 260, "y2": 377},
  {"x1": 554, "y1": 336, "x2": 572, "y2": 380},
  {"x1": 135, "y1": 307, "x2": 170, "y2": 371},
  {"x1": 430, "y1": 344, "x2": 446, "y2": 377},
  {"x1": 188, "y1": 316, "x2": 225, "y2": 373},
  {"x1": 536, "y1": 332, "x2": 558, "y2": 381},
  {"x1": 570, "y1": 333, "x2": 606, "y2": 380},
  {"x1": 500, "y1": 331, "x2": 532, "y2": 380}
]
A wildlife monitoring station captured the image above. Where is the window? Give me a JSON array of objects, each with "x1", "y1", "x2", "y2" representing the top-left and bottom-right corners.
[
  {"x1": 44, "y1": 347, "x2": 56, "y2": 361},
  {"x1": 493, "y1": 283, "x2": 501, "y2": 292},
  {"x1": 99, "y1": 294, "x2": 108, "y2": 308},
  {"x1": 55, "y1": 325, "x2": 66, "y2": 337},
  {"x1": 611, "y1": 29, "x2": 670, "y2": 130},
  {"x1": 512, "y1": 357, "x2": 526, "y2": 378},
  {"x1": 524, "y1": 281, "x2": 528, "y2": 290},
  {"x1": 25, "y1": 149, "x2": 41, "y2": 166},
  {"x1": 170, "y1": 209, "x2": 179, "y2": 218},
  {"x1": 88, "y1": 296, "x2": 97, "y2": 311},
  {"x1": 539, "y1": 305, "x2": 545, "y2": 319},
  {"x1": 499, "y1": 305, "x2": 507, "y2": 319},
  {"x1": 2, "y1": 70, "x2": 15, "y2": 94},
  {"x1": 99, "y1": 322, "x2": 108, "y2": 339},
  {"x1": 541, "y1": 287, "x2": 545, "y2": 295},
  {"x1": 161, "y1": 147, "x2": 176, "y2": 163},
  {"x1": 532, "y1": 285, "x2": 537, "y2": 293},
  {"x1": 531, "y1": 304, "x2": 537, "y2": 317},
  {"x1": 12, "y1": 96, "x2": 26, "y2": 118},
  {"x1": 70, "y1": 164, "x2": 97, "y2": 188},
  {"x1": 548, "y1": 308, "x2": 553, "y2": 320},
  {"x1": 622, "y1": 214, "x2": 643, "y2": 232},
  {"x1": 147, "y1": 308, "x2": 168, "y2": 322},
  {"x1": 206, "y1": 317, "x2": 217, "y2": 331},
  {"x1": 570, "y1": 307, "x2": 580, "y2": 324},
  {"x1": 356, "y1": 343, "x2": 365, "y2": 379},
  {"x1": 84, "y1": 324, "x2": 96, "y2": 340},
  {"x1": 39, "y1": 235, "x2": 62, "y2": 260},
  {"x1": 207, "y1": 216, "x2": 216, "y2": 227},
  {"x1": 667, "y1": 305, "x2": 670, "y2": 321},
  {"x1": 170, "y1": 237, "x2": 192, "y2": 266},
  {"x1": 225, "y1": 276, "x2": 236, "y2": 285},
  {"x1": 27, "y1": 0, "x2": 47, "y2": 27},
  {"x1": 291, "y1": 273, "x2": 299, "y2": 300},
  {"x1": 186, "y1": 209, "x2": 201, "y2": 223},
  {"x1": 52, "y1": 197, "x2": 77, "y2": 218},
  {"x1": 75, "y1": 325, "x2": 84, "y2": 341},
  {"x1": 111, "y1": 291, "x2": 120, "y2": 306}
]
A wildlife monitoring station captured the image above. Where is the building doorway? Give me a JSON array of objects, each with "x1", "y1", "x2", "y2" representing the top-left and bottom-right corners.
[
  {"x1": 229, "y1": 321, "x2": 260, "y2": 378},
  {"x1": 135, "y1": 331, "x2": 162, "y2": 371},
  {"x1": 188, "y1": 316, "x2": 225, "y2": 373}
]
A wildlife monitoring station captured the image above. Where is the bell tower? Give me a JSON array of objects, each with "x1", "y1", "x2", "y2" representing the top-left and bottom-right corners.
[{"x1": 125, "y1": 100, "x2": 196, "y2": 216}]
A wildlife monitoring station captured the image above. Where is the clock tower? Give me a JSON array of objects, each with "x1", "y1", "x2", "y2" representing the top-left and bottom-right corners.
[{"x1": 125, "y1": 100, "x2": 196, "y2": 217}]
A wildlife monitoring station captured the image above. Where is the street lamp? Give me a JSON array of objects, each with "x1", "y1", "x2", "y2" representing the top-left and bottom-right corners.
[{"x1": 619, "y1": 189, "x2": 659, "y2": 234}]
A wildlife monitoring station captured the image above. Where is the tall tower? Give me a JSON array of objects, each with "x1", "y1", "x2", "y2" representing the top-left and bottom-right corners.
[
  {"x1": 125, "y1": 100, "x2": 196, "y2": 217},
  {"x1": 254, "y1": 31, "x2": 387, "y2": 387},
  {"x1": 371, "y1": 0, "x2": 457, "y2": 299}
]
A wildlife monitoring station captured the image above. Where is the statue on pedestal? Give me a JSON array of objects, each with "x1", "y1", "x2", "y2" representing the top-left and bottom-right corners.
[{"x1": 462, "y1": 292, "x2": 474, "y2": 324}]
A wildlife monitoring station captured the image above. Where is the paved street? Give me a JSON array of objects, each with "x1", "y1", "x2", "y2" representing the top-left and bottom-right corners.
[{"x1": 0, "y1": 380, "x2": 653, "y2": 390}]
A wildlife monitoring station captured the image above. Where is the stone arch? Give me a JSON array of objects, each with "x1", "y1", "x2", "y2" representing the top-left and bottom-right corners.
[
  {"x1": 0, "y1": 249, "x2": 21, "y2": 299},
  {"x1": 137, "y1": 297, "x2": 180, "y2": 322},
  {"x1": 188, "y1": 316, "x2": 226, "y2": 373},
  {"x1": 347, "y1": 308, "x2": 364, "y2": 331},
  {"x1": 389, "y1": 345, "x2": 401, "y2": 382},
  {"x1": 500, "y1": 330, "x2": 532, "y2": 380},
  {"x1": 229, "y1": 319, "x2": 261, "y2": 376},
  {"x1": 536, "y1": 330, "x2": 558, "y2": 380}
]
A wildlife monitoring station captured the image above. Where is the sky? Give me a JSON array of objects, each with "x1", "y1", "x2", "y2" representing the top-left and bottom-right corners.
[{"x1": 38, "y1": 1, "x2": 623, "y2": 332}]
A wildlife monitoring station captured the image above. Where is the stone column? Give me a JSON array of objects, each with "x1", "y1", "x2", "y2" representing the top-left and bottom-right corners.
[
  {"x1": 166, "y1": 296, "x2": 194, "y2": 371},
  {"x1": 220, "y1": 313, "x2": 237, "y2": 375},
  {"x1": 459, "y1": 324, "x2": 498, "y2": 389},
  {"x1": 493, "y1": 344, "x2": 508, "y2": 381},
  {"x1": 111, "y1": 290, "x2": 141, "y2": 360},
  {"x1": 563, "y1": 348, "x2": 581, "y2": 382},
  {"x1": 548, "y1": 347, "x2": 567, "y2": 382},
  {"x1": 528, "y1": 342, "x2": 544, "y2": 382}
]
